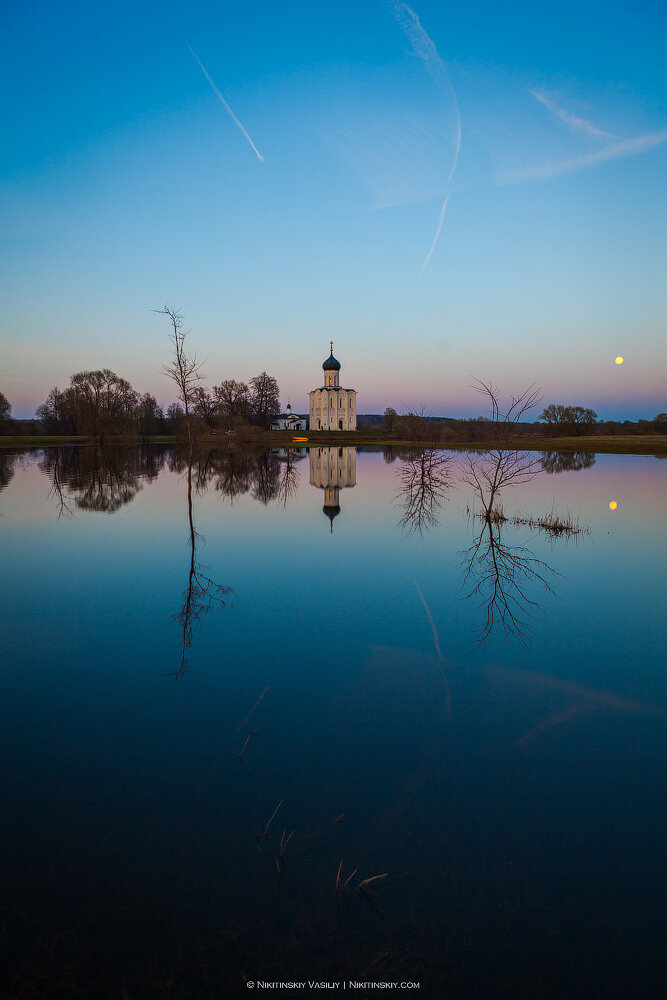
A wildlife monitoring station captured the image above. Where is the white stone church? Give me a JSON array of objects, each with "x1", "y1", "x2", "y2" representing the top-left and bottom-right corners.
[{"x1": 308, "y1": 343, "x2": 357, "y2": 431}]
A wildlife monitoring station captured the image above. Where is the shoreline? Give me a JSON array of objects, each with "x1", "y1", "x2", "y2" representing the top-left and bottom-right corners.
[{"x1": 1, "y1": 432, "x2": 665, "y2": 455}]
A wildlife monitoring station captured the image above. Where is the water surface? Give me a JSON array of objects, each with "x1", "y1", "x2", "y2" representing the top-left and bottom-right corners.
[{"x1": 1, "y1": 445, "x2": 665, "y2": 999}]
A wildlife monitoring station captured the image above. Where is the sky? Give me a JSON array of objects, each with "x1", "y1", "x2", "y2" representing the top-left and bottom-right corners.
[{"x1": 1, "y1": 0, "x2": 666, "y2": 420}]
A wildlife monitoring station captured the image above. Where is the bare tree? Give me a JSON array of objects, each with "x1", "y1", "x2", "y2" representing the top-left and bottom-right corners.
[
  {"x1": 136, "y1": 393, "x2": 164, "y2": 438},
  {"x1": 249, "y1": 371, "x2": 280, "y2": 426},
  {"x1": 461, "y1": 381, "x2": 543, "y2": 516},
  {"x1": 68, "y1": 369, "x2": 138, "y2": 441},
  {"x1": 192, "y1": 387, "x2": 218, "y2": 428},
  {"x1": 470, "y1": 378, "x2": 542, "y2": 442},
  {"x1": 213, "y1": 379, "x2": 250, "y2": 427},
  {"x1": 158, "y1": 306, "x2": 204, "y2": 455},
  {"x1": 456, "y1": 381, "x2": 557, "y2": 646}
]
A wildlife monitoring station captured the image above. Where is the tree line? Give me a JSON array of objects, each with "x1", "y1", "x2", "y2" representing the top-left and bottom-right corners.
[
  {"x1": 378, "y1": 403, "x2": 667, "y2": 442},
  {"x1": 5, "y1": 369, "x2": 281, "y2": 441}
]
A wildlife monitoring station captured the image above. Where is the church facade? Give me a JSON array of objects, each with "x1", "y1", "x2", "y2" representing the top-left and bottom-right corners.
[{"x1": 308, "y1": 343, "x2": 357, "y2": 431}]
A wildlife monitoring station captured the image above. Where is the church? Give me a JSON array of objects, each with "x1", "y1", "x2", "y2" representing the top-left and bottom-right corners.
[{"x1": 308, "y1": 343, "x2": 357, "y2": 431}]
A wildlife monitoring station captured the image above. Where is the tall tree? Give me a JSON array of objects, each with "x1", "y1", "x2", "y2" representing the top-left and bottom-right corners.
[
  {"x1": 69, "y1": 369, "x2": 138, "y2": 440},
  {"x1": 192, "y1": 387, "x2": 218, "y2": 428},
  {"x1": 213, "y1": 379, "x2": 250, "y2": 426},
  {"x1": 159, "y1": 306, "x2": 204, "y2": 455},
  {"x1": 539, "y1": 404, "x2": 598, "y2": 436},
  {"x1": 0, "y1": 390, "x2": 11, "y2": 431},
  {"x1": 136, "y1": 393, "x2": 164, "y2": 437},
  {"x1": 249, "y1": 372, "x2": 280, "y2": 426}
]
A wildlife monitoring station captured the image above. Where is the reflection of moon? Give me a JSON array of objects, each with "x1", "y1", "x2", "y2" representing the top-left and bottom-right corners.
[
  {"x1": 609, "y1": 501, "x2": 618, "y2": 510},
  {"x1": 615, "y1": 356, "x2": 624, "y2": 365}
]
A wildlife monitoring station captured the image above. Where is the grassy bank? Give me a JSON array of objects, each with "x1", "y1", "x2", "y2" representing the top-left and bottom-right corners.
[
  {"x1": 262, "y1": 431, "x2": 667, "y2": 455},
  {"x1": 2, "y1": 431, "x2": 665, "y2": 455},
  {"x1": 0, "y1": 434, "x2": 175, "y2": 448}
]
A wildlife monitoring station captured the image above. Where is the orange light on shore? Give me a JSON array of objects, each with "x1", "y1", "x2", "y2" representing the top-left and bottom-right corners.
[
  {"x1": 615, "y1": 356, "x2": 624, "y2": 365},
  {"x1": 609, "y1": 501, "x2": 618, "y2": 510}
]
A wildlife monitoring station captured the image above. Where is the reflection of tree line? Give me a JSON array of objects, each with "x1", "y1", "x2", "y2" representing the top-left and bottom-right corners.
[
  {"x1": 540, "y1": 450, "x2": 596, "y2": 474},
  {"x1": 36, "y1": 445, "x2": 307, "y2": 515},
  {"x1": 35, "y1": 444, "x2": 594, "y2": 520},
  {"x1": 167, "y1": 447, "x2": 304, "y2": 506},
  {"x1": 38, "y1": 445, "x2": 167, "y2": 515},
  {"x1": 35, "y1": 444, "x2": 304, "y2": 675},
  {"x1": 0, "y1": 450, "x2": 19, "y2": 491},
  {"x1": 30, "y1": 436, "x2": 591, "y2": 661}
]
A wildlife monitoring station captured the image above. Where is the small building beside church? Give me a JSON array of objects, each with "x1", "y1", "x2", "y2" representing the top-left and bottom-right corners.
[
  {"x1": 270, "y1": 401, "x2": 307, "y2": 431},
  {"x1": 309, "y1": 343, "x2": 357, "y2": 431}
]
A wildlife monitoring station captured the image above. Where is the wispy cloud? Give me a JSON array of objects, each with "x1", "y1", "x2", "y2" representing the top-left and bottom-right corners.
[
  {"x1": 389, "y1": 2, "x2": 461, "y2": 278},
  {"x1": 187, "y1": 42, "x2": 265, "y2": 162},
  {"x1": 531, "y1": 90, "x2": 614, "y2": 139},
  {"x1": 501, "y1": 130, "x2": 667, "y2": 184}
]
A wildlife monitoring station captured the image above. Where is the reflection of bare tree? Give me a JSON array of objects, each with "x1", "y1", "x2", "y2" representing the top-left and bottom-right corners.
[
  {"x1": 276, "y1": 448, "x2": 303, "y2": 507},
  {"x1": 459, "y1": 511, "x2": 559, "y2": 648},
  {"x1": 396, "y1": 449, "x2": 453, "y2": 535},
  {"x1": 455, "y1": 384, "x2": 564, "y2": 646},
  {"x1": 456, "y1": 384, "x2": 591, "y2": 646},
  {"x1": 461, "y1": 446, "x2": 542, "y2": 512},
  {"x1": 460, "y1": 439, "x2": 560, "y2": 647},
  {"x1": 46, "y1": 449, "x2": 75, "y2": 518},
  {"x1": 172, "y1": 459, "x2": 231, "y2": 678},
  {"x1": 540, "y1": 450, "x2": 596, "y2": 474}
]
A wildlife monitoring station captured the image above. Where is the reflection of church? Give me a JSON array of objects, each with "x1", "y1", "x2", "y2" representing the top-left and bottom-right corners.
[
  {"x1": 310, "y1": 446, "x2": 356, "y2": 532},
  {"x1": 309, "y1": 343, "x2": 357, "y2": 431}
]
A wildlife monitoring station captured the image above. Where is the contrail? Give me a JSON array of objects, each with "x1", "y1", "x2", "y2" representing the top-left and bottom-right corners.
[
  {"x1": 501, "y1": 130, "x2": 667, "y2": 184},
  {"x1": 418, "y1": 191, "x2": 450, "y2": 279},
  {"x1": 531, "y1": 90, "x2": 614, "y2": 139},
  {"x1": 187, "y1": 42, "x2": 265, "y2": 162},
  {"x1": 389, "y1": 2, "x2": 460, "y2": 278}
]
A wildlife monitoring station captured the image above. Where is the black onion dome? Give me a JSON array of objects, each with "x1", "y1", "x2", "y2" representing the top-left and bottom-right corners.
[{"x1": 322, "y1": 352, "x2": 341, "y2": 371}]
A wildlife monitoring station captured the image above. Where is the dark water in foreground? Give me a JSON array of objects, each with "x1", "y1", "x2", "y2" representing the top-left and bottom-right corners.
[{"x1": 1, "y1": 445, "x2": 665, "y2": 999}]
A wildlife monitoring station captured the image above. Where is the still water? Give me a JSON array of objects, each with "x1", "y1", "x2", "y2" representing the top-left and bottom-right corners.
[{"x1": 1, "y1": 445, "x2": 665, "y2": 999}]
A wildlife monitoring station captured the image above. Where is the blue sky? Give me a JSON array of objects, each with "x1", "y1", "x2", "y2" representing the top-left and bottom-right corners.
[{"x1": 1, "y1": 0, "x2": 665, "y2": 418}]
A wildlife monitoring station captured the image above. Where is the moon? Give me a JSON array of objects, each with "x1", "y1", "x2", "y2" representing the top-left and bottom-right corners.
[
  {"x1": 609, "y1": 501, "x2": 618, "y2": 510},
  {"x1": 615, "y1": 356, "x2": 624, "y2": 365}
]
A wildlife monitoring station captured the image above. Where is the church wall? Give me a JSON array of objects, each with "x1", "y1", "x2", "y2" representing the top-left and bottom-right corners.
[{"x1": 308, "y1": 389, "x2": 357, "y2": 431}]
